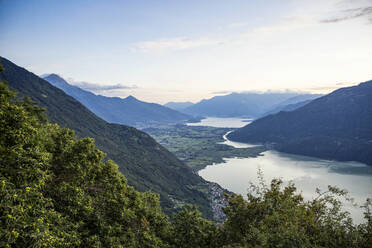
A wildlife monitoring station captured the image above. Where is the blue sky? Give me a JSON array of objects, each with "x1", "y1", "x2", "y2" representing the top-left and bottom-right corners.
[{"x1": 1, "y1": 0, "x2": 372, "y2": 103}]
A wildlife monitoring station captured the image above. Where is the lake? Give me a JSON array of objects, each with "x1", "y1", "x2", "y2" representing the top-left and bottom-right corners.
[
  {"x1": 190, "y1": 117, "x2": 372, "y2": 223},
  {"x1": 187, "y1": 117, "x2": 252, "y2": 128}
]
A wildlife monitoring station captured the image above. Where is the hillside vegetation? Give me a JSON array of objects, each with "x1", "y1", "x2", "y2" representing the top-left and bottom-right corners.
[
  {"x1": 0, "y1": 57, "x2": 211, "y2": 217},
  {"x1": 1, "y1": 64, "x2": 372, "y2": 247},
  {"x1": 228, "y1": 81, "x2": 372, "y2": 165}
]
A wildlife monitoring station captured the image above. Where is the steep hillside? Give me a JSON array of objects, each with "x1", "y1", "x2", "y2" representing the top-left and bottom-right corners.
[
  {"x1": 43, "y1": 74, "x2": 191, "y2": 128},
  {"x1": 228, "y1": 81, "x2": 372, "y2": 165},
  {"x1": 261, "y1": 94, "x2": 322, "y2": 117},
  {"x1": 182, "y1": 92, "x2": 300, "y2": 118},
  {"x1": 0, "y1": 57, "x2": 212, "y2": 217}
]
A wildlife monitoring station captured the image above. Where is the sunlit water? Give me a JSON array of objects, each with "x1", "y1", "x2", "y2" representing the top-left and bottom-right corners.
[
  {"x1": 187, "y1": 117, "x2": 256, "y2": 148},
  {"x1": 190, "y1": 117, "x2": 372, "y2": 224},
  {"x1": 219, "y1": 130, "x2": 260, "y2": 148},
  {"x1": 199, "y1": 151, "x2": 372, "y2": 223},
  {"x1": 187, "y1": 117, "x2": 252, "y2": 128}
]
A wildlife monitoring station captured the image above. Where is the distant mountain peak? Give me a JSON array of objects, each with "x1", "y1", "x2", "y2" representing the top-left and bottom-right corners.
[
  {"x1": 43, "y1": 73, "x2": 71, "y2": 88},
  {"x1": 42, "y1": 74, "x2": 191, "y2": 127},
  {"x1": 182, "y1": 92, "x2": 302, "y2": 118},
  {"x1": 0, "y1": 56, "x2": 211, "y2": 217},
  {"x1": 45, "y1": 73, "x2": 63, "y2": 79},
  {"x1": 125, "y1": 95, "x2": 138, "y2": 101}
]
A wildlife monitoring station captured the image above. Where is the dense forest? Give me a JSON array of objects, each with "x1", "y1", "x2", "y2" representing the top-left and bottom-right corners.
[{"x1": 1, "y1": 67, "x2": 371, "y2": 247}]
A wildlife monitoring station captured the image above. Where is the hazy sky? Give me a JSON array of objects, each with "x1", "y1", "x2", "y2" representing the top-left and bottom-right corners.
[{"x1": 1, "y1": 0, "x2": 371, "y2": 103}]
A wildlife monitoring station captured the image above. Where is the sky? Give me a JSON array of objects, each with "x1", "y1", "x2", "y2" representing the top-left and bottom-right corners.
[{"x1": 1, "y1": 0, "x2": 372, "y2": 104}]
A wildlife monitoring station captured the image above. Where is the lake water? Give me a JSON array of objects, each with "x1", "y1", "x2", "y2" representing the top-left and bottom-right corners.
[
  {"x1": 219, "y1": 130, "x2": 260, "y2": 148},
  {"x1": 192, "y1": 117, "x2": 372, "y2": 223},
  {"x1": 187, "y1": 117, "x2": 257, "y2": 148},
  {"x1": 187, "y1": 117, "x2": 252, "y2": 128},
  {"x1": 199, "y1": 151, "x2": 372, "y2": 223}
]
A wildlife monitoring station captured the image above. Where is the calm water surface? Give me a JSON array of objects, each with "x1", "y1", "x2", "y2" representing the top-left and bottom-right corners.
[
  {"x1": 191, "y1": 117, "x2": 372, "y2": 223},
  {"x1": 187, "y1": 117, "x2": 252, "y2": 128},
  {"x1": 219, "y1": 130, "x2": 260, "y2": 148},
  {"x1": 199, "y1": 151, "x2": 372, "y2": 223}
]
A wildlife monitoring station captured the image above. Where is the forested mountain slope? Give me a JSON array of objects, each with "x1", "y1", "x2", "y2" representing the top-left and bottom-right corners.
[
  {"x1": 228, "y1": 81, "x2": 372, "y2": 165},
  {"x1": 0, "y1": 57, "x2": 211, "y2": 217}
]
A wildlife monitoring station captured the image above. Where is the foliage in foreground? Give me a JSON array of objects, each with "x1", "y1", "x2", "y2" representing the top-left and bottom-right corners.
[
  {"x1": 0, "y1": 56, "x2": 212, "y2": 218},
  {"x1": 0, "y1": 80, "x2": 371, "y2": 247}
]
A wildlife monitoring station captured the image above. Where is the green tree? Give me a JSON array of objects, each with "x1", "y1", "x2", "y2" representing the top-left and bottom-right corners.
[
  {"x1": 0, "y1": 80, "x2": 172, "y2": 247},
  {"x1": 171, "y1": 205, "x2": 218, "y2": 248},
  {"x1": 0, "y1": 79, "x2": 80, "y2": 247},
  {"x1": 221, "y1": 173, "x2": 371, "y2": 248}
]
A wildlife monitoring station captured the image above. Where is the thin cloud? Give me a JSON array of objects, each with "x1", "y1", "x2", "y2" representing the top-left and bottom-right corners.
[
  {"x1": 70, "y1": 80, "x2": 138, "y2": 91},
  {"x1": 305, "y1": 82, "x2": 358, "y2": 93},
  {"x1": 251, "y1": 16, "x2": 316, "y2": 35},
  {"x1": 321, "y1": 6, "x2": 372, "y2": 23},
  {"x1": 336, "y1": 82, "x2": 351, "y2": 85},
  {"x1": 132, "y1": 1, "x2": 370, "y2": 55},
  {"x1": 133, "y1": 37, "x2": 224, "y2": 53},
  {"x1": 132, "y1": 15, "x2": 317, "y2": 54},
  {"x1": 41, "y1": 74, "x2": 138, "y2": 91},
  {"x1": 211, "y1": 90, "x2": 232, "y2": 95},
  {"x1": 227, "y1": 22, "x2": 251, "y2": 29},
  {"x1": 239, "y1": 89, "x2": 309, "y2": 94}
]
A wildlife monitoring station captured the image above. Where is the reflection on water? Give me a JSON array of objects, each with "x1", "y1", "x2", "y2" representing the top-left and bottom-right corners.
[
  {"x1": 219, "y1": 131, "x2": 260, "y2": 148},
  {"x1": 186, "y1": 117, "x2": 372, "y2": 223},
  {"x1": 199, "y1": 150, "x2": 372, "y2": 224},
  {"x1": 187, "y1": 117, "x2": 252, "y2": 128}
]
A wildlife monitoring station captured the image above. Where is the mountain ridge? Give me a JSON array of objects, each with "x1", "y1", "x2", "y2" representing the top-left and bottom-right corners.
[
  {"x1": 228, "y1": 81, "x2": 372, "y2": 165},
  {"x1": 164, "y1": 101, "x2": 194, "y2": 111},
  {"x1": 43, "y1": 73, "x2": 192, "y2": 128},
  {"x1": 182, "y1": 92, "x2": 319, "y2": 118},
  {"x1": 261, "y1": 94, "x2": 323, "y2": 117},
  {"x1": 0, "y1": 56, "x2": 212, "y2": 217}
]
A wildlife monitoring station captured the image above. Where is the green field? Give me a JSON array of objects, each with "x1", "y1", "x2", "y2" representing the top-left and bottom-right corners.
[{"x1": 145, "y1": 125, "x2": 266, "y2": 171}]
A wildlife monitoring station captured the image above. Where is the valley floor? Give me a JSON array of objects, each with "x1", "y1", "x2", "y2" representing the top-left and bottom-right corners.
[
  {"x1": 145, "y1": 125, "x2": 266, "y2": 170},
  {"x1": 145, "y1": 124, "x2": 267, "y2": 220}
]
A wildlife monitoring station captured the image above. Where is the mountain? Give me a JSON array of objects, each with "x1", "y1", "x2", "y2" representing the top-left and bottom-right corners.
[
  {"x1": 43, "y1": 74, "x2": 191, "y2": 128},
  {"x1": 164, "y1": 101, "x2": 194, "y2": 111},
  {"x1": 228, "y1": 81, "x2": 372, "y2": 165},
  {"x1": 182, "y1": 92, "x2": 302, "y2": 118},
  {"x1": 0, "y1": 57, "x2": 212, "y2": 217},
  {"x1": 261, "y1": 94, "x2": 323, "y2": 117}
]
